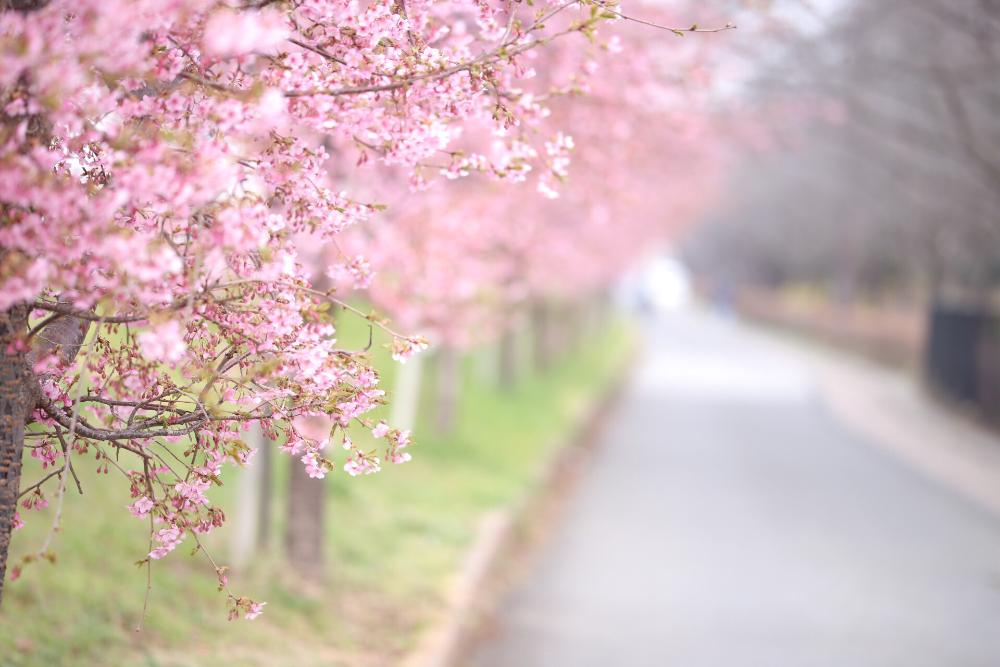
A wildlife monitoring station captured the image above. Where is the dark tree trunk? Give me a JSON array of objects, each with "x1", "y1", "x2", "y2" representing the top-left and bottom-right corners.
[
  {"x1": 0, "y1": 296, "x2": 89, "y2": 602},
  {"x1": 281, "y1": 269, "x2": 329, "y2": 576},
  {"x1": 0, "y1": 304, "x2": 31, "y2": 603},
  {"x1": 0, "y1": 1, "x2": 51, "y2": 13},
  {"x1": 434, "y1": 345, "x2": 460, "y2": 436},
  {"x1": 285, "y1": 459, "x2": 325, "y2": 577}
]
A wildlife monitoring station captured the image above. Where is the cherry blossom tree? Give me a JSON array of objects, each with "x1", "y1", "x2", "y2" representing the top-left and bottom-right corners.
[
  {"x1": 0, "y1": 0, "x2": 730, "y2": 618},
  {"x1": 341, "y1": 0, "x2": 728, "y2": 429}
]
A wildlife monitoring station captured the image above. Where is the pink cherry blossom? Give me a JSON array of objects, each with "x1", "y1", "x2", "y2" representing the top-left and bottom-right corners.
[
  {"x1": 391, "y1": 336, "x2": 430, "y2": 363},
  {"x1": 138, "y1": 320, "x2": 187, "y2": 364},
  {"x1": 344, "y1": 453, "x2": 381, "y2": 477},
  {"x1": 203, "y1": 8, "x2": 289, "y2": 58},
  {"x1": 0, "y1": 0, "x2": 730, "y2": 619},
  {"x1": 245, "y1": 601, "x2": 266, "y2": 620},
  {"x1": 149, "y1": 525, "x2": 184, "y2": 560},
  {"x1": 174, "y1": 480, "x2": 210, "y2": 507},
  {"x1": 301, "y1": 451, "x2": 328, "y2": 479},
  {"x1": 128, "y1": 497, "x2": 155, "y2": 517}
]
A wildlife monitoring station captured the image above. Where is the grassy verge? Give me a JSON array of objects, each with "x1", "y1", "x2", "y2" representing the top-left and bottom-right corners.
[{"x1": 1, "y1": 316, "x2": 634, "y2": 667}]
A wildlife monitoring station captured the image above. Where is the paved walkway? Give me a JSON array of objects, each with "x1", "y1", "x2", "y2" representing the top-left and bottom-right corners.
[{"x1": 471, "y1": 308, "x2": 1000, "y2": 666}]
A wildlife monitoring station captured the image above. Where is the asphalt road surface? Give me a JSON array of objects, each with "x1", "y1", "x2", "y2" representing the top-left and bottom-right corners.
[{"x1": 471, "y1": 309, "x2": 1000, "y2": 667}]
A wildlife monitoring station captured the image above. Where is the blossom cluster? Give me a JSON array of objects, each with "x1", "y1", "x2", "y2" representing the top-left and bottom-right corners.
[
  {"x1": 352, "y1": 0, "x2": 727, "y2": 350},
  {"x1": 1, "y1": 0, "x2": 636, "y2": 616}
]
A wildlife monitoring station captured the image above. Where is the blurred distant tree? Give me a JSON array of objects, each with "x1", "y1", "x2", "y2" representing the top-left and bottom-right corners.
[{"x1": 684, "y1": 0, "x2": 1000, "y2": 305}]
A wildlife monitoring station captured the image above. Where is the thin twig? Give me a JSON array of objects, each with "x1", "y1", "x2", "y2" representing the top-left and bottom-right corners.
[{"x1": 592, "y1": 3, "x2": 736, "y2": 36}]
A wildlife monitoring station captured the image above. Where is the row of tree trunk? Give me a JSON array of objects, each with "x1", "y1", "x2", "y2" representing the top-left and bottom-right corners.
[{"x1": 228, "y1": 297, "x2": 613, "y2": 577}]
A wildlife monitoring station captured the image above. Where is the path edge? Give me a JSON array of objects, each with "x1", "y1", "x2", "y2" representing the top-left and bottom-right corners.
[{"x1": 401, "y1": 351, "x2": 636, "y2": 667}]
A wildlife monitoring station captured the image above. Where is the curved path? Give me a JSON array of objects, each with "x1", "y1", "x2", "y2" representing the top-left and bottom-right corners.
[{"x1": 471, "y1": 309, "x2": 1000, "y2": 667}]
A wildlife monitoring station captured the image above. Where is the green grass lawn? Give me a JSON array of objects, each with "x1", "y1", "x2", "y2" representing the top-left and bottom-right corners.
[{"x1": 1, "y1": 315, "x2": 634, "y2": 667}]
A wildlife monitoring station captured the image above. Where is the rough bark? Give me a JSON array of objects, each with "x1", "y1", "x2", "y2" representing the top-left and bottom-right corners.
[
  {"x1": 0, "y1": 304, "x2": 31, "y2": 603},
  {"x1": 0, "y1": 297, "x2": 90, "y2": 602}
]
